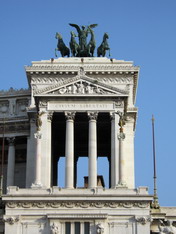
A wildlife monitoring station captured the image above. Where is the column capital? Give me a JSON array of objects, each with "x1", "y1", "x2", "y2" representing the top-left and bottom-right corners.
[
  {"x1": 87, "y1": 112, "x2": 98, "y2": 121},
  {"x1": 7, "y1": 137, "x2": 15, "y2": 146},
  {"x1": 47, "y1": 111, "x2": 54, "y2": 122},
  {"x1": 34, "y1": 132, "x2": 42, "y2": 140},
  {"x1": 110, "y1": 112, "x2": 116, "y2": 120},
  {"x1": 65, "y1": 111, "x2": 76, "y2": 120}
]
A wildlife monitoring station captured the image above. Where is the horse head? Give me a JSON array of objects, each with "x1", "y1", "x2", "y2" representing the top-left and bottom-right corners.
[
  {"x1": 70, "y1": 31, "x2": 77, "y2": 38},
  {"x1": 55, "y1": 32, "x2": 62, "y2": 40},
  {"x1": 103, "y1": 33, "x2": 109, "y2": 40}
]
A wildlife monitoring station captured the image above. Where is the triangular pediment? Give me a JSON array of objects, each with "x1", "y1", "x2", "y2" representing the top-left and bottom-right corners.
[{"x1": 34, "y1": 75, "x2": 128, "y2": 96}]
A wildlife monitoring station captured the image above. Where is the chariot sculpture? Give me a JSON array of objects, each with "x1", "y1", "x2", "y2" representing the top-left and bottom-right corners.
[{"x1": 55, "y1": 23, "x2": 111, "y2": 58}]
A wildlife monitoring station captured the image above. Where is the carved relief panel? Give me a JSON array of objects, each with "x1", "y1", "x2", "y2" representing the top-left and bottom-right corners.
[
  {"x1": 16, "y1": 99, "x2": 29, "y2": 116},
  {"x1": 0, "y1": 100, "x2": 9, "y2": 118}
]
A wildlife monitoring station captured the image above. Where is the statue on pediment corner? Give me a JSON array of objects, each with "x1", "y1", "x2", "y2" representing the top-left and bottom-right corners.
[{"x1": 97, "y1": 33, "x2": 110, "y2": 57}]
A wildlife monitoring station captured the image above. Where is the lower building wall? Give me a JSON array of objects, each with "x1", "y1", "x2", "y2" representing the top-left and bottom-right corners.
[{"x1": 3, "y1": 215, "x2": 151, "y2": 234}]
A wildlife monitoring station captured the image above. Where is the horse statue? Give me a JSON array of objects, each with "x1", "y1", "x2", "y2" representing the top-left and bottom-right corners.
[
  {"x1": 97, "y1": 33, "x2": 111, "y2": 57},
  {"x1": 55, "y1": 32, "x2": 70, "y2": 57},
  {"x1": 87, "y1": 26, "x2": 96, "y2": 57},
  {"x1": 69, "y1": 31, "x2": 79, "y2": 57}
]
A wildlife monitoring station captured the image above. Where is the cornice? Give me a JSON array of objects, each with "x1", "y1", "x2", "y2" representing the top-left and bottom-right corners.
[{"x1": 0, "y1": 88, "x2": 30, "y2": 97}]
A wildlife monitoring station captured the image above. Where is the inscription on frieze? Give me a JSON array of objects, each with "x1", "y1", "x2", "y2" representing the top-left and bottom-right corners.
[{"x1": 48, "y1": 102, "x2": 119, "y2": 111}]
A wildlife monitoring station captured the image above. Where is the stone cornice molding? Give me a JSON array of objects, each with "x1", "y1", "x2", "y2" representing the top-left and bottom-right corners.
[
  {"x1": 25, "y1": 64, "x2": 139, "y2": 74},
  {"x1": 0, "y1": 88, "x2": 30, "y2": 97},
  {"x1": 48, "y1": 213, "x2": 108, "y2": 219},
  {"x1": 6, "y1": 201, "x2": 150, "y2": 209}
]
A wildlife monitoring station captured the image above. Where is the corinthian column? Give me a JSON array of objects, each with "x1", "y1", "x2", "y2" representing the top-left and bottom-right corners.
[
  {"x1": 65, "y1": 112, "x2": 75, "y2": 189},
  {"x1": 88, "y1": 112, "x2": 98, "y2": 188},
  {"x1": 7, "y1": 137, "x2": 15, "y2": 187}
]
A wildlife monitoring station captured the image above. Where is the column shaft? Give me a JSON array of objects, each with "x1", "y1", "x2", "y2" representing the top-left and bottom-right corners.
[
  {"x1": 7, "y1": 138, "x2": 15, "y2": 187},
  {"x1": 110, "y1": 113, "x2": 119, "y2": 188},
  {"x1": 119, "y1": 137, "x2": 126, "y2": 184},
  {"x1": 88, "y1": 112, "x2": 98, "y2": 188},
  {"x1": 65, "y1": 112, "x2": 75, "y2": 188},
  {"x1": 33, "y1": 132, "x2": 42, "y2": 187}
]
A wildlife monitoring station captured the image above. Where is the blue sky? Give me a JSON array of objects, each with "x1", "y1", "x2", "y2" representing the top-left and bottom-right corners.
[{"x1": 1, "y1": 0, "x2": 176, "y2": 206}]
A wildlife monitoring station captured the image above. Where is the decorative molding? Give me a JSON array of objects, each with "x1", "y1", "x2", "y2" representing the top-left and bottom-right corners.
[
  {"x1": 3, "y1": 216, "x2": 20, "y2": 225},
  {"x1": 34, "y1": 132, "x2": 42, "y2": 140},
  {"x1": 96, "y1": 223, "x2": 104, "y2": 234},
  {"x1": 47, "y1": 111, "x2": 54, "y2": 122},
  {"x1": 31, "y1": 76, "x2": 133, "y2": 85},
  {"x1": 25, "y1": 64, "x2": 139, "y2": 73},
  {"x1": 48, "y1": 214, "x2": 107, "y2": 219},
  {"x1": 6, "y1": 201, "x2": 150, "y2": 209},
  {"x1": 96, "y1": 77, "x2": 133, "y2": 84},
  {"x1": 136, "y1": 216, "x2": 151, "y2": 225},
  {"x1": 39, "y1": 100, "x2": 48, "y2": 108},
  {"x1": 51, "y1": 222, "x2": 59, "y2": 234}
]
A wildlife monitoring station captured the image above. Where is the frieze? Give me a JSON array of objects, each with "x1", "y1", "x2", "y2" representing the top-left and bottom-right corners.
[
  {"x1": 0, "y1": 121, "x2": 29, "y2": 134},
  {"x1": 6, "y1": 201, "x2": 150, "y2": 209}
]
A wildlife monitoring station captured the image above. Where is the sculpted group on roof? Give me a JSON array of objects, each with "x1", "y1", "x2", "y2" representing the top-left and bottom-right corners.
[{"x1": 55, "y1": 23, "x2": 110, "y2": 58}]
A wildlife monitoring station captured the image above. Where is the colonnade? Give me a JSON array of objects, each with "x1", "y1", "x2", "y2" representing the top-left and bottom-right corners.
[
  {"x1": 5, "y1": 111, "x2": 127, "y2": 189},
  {"x1": 33, "y1": 111, "x2": 126, "y2": 189}
]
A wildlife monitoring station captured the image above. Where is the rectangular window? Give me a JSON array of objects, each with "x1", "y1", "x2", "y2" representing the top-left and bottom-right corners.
[
  {"x1": 65, "y1": 222, "x2": 71, "y2": 234},
  {"x1": 84, "y1": 222, "x2": 90, "y2": 234},
  {"x1": 65, "y1": 221, "x2": 90, "y2": 234},
  {"x1": 75, "y1": 222, "x2": 80, "y2": 234}
]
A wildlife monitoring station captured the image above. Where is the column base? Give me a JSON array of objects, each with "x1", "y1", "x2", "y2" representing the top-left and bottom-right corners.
[
  {"x1": 115, "y1": 182, "x2": 128, "y2": 188},
  {"x1": 31, "y1": 182, "x2": 43, "y2": 188}
]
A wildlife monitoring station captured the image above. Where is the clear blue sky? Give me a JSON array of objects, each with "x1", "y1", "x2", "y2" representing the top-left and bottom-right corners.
[{"x1": 1, "y1": 0, "x2": 176, "y2": 206}]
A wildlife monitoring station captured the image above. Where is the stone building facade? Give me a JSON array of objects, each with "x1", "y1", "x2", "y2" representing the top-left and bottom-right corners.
[{"x1": 0, "y1": 57, "x2": 175, "y2": 233}]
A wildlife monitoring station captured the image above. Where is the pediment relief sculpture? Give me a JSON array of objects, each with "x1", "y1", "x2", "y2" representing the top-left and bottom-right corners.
[
  {"x1": 48, "y1": 81, "x2": 120, "y2": 95},
  {"x1": 33, "y1": 77, "x2": 128, "y2": 97}
]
